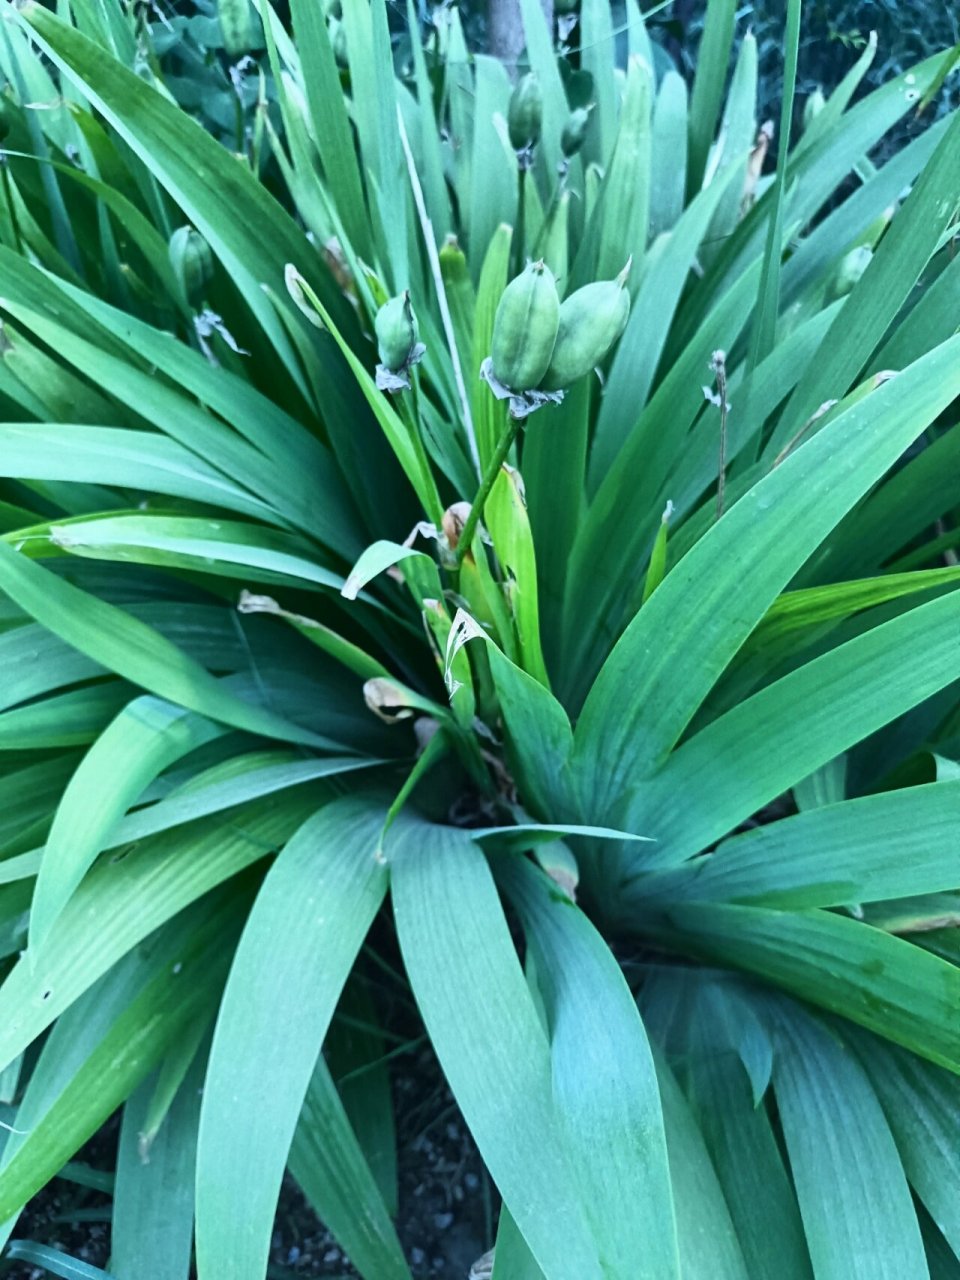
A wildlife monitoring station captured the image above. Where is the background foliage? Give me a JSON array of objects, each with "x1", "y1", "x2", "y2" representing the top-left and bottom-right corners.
[
  {"x1": 0, "y1": 0, "x2": 956, "y2": 1277},
  {"x1": 655, "y1": 0, "x2": 960, "y2": 153}
]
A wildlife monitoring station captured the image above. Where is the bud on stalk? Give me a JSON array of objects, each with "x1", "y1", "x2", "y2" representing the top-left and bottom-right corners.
[
  {"x1": 803, "y1": 87, "x2": 826, "y2": 132},
  {"x1": 538, "y1": 259, "x2": 631, "y2": 391},
  {"x1": 169, "y1": 226, "x2": 214, "y2": 306},
  {"x1": 490, "y1": 259, "x2": 560, "y2": 392},
  {"x1": 561, "y1": 106, "x2": 591, "y2": 158},
  {"x1": 826, "y1": 246, "x2": 872, "y2": 302},
  {"x1": 508, "y1": 73, "x2": 543, "y2": 154},
  {"x1": 375, "y1": 291, "x2": 420, "y2": 373}
]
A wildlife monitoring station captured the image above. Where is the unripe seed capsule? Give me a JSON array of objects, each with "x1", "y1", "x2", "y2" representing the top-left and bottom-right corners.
[
  {"x1": 561, "y1": 106, "x2": 591, "y2": 158},
  {"x1": 539, "y1": 261, "x2": 631, "y2": 391},
  {"x1": 439, "y1": 236, "x2": 471, "y2": 294},
  {"x1": 490, "y1": 260, "x2": 560, "y2": 392},
  {"x1": 826, "y1": 246, "x2": 872, "y2": 302},
  {"x1": 169, "y1": 226, "x2": 214, "y2": 306},
  {"x1": 218, "y1": 0, "x2": 255, "y2": 58},
  {"x1": 375, "y1": 291, "x2": 419, "y2": 373},
  {"x1": 803, "y1": 87, "x2": 826, "y2": 131},
  {"x1": 508, "y1": 73, "x2": 543, "y2": 153}
]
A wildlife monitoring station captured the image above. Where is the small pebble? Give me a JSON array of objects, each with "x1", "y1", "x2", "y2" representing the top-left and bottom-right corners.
[{"x1": 434, "y1": 1211, "x2": 453, "y2": 1230}]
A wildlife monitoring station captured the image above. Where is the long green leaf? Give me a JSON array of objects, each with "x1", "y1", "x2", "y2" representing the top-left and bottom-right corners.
[
  {"x1": 853, "y1": 1034, "x2": 960, "y2": 1256},
  {"x1": 18, "y1": 1, "x2": 357, "y2": 409},
  {"x1": 653, "y1": 1048, "x2": 749, "y2": 1279},
  {"x1": 288, "y1": 1054, "x2": 410, "y2": 1280},
  {"x1": 649, "y1": 72, "x2": 688, "y2": 238},
  {"x1": 2, "y1": 1242, "x2": 116, "y2": 1279},
  {"x1": 651, "y1": 903, "x2": 960, "y2": 1072},
  {"x1": 324, "y1": 978, "x2": 397, "y2": 1216},
  {"x1": 112, "y1": 1053, "x2": 206, "y2": 1280},
  {"x1": 0, "y1": 793, "x2": 317, "y2": 1073},
  {"x1": 573, "y1": 335, "x2": 960, "y2": 824},
  {"x1": 686, "y1": 0, "x2": 737, "y2": 194},
  {"x1": 590, "y1": 161, "x2": 740, "y2": 489},
  {"x1": 652, "y1": 780, "x2": 960, "y2": 909},
  {"x1": 391, "y1": 818, "x2": 604, "y2": 1279},
  {"x1": 0, "y1": 541, "x2": 339, "y2": 749},
  {"x1": 452, "y1": 609, "x2": 573, "y2": 819},
  {"x1": 744, "y1": 0, "x2": 800, "y2": 391},
  {"x1": 779, "y1": 103, "x2": 960, "y2": 441},
  {"x1": 45, "y1": 270, "x2": 365, "y2": 556},
  {"x1": 499, "y1": 858, "x2": 679, "y2": 1279},
  {"x1": 642, "y1": 974, "x2": 812, "y2": 1280},
  {"x1": 0, "y1": 893, "x2": 235, "y2": 1224},
  {"x1": 49, "y1": 513, "x2": 344, "y2": 593},
  {"x1": 631, "y1": 586, "x2": 960, "y2": 866},
  {"x1": 0, "y1": 424, "x2": 273, "y2": 521},
  {"x1": 195, "y1": 796, "x2": 388, "y2": 1280},
  {"x1": 289, "y1": 0, "x2": 370, "y2": 260},
  {"x1": 773, "y1": 1007, "x2": 928, "y2": 1280},
  {"x1": 30, "y1": 697, "x2": 224, "y2": 952}
]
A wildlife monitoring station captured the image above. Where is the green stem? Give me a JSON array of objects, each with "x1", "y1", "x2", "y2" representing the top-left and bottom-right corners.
[
  {"x1": 400, "y1": 379, "x2": 445, "y2": 528},
  {"x1": 512, "y1": 166, "x2": 527, "y2": 277},
  {"x1": 454, "y1": 410, "x2": 521, "y2": 569},
  {"x1": 232, "y1": 77, "x2": 245, "y2": 158},
  {"x1": 531, "y1": 172, "x2": 563, "y2": 262}
]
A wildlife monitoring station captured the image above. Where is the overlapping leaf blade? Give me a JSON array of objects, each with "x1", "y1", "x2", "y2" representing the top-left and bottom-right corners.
[{"x1": 195, "y1": 796, "x2": 388, "y2": 1280}]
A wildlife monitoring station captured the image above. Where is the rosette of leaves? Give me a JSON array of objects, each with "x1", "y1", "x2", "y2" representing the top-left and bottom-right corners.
[{"x1": 0, "y1": 1, "x2": 957, "y2": 1278}]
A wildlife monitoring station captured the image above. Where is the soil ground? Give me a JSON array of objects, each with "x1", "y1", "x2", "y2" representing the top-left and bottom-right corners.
[{"x1": 6, "y1": 1044, "x2": 491, "y2": 1279}]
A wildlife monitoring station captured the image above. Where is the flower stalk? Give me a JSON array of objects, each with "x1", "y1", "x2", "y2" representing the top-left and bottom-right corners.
[{"x1": 453, "y1": 410, "x2": 522, "y2": 570}]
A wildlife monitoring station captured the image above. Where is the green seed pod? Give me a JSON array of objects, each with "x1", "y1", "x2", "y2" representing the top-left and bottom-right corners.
[
  {"x1": 561, "y1": 106, "x2": 591, "y2": 158},
  {"x1": 539, "y1": 262, "x2": 631, "y2": 391},
  {"x1": 375, "y1": 291, "x2": 419, "y2": 373},
  {"x1": 803, "y1": 87, "x2": 826, "y2": 132},
  {"x1": 861, "y1": 202, "x2": 896, "y2": 251},
  {"x1": 218, "y1": 0, "x2": 255, "y2": 58},
  {"x1": 439, "y1": 235, "x2": 470, "y2": 292},
  {"x1": 439, "y1": 236, "x2": 474, "y2": 337},
  {"x1": 490, "y1": 260, "x2": 560, "y2": 392},
  {"x1": 169, "y1": 226, "x2": 214, "y2": 306},
  {"x1": 826, "y1": 245, "x2": 872, "y2": 302},
  {"x1": 508, "y1": 73, "x2": 543, "y2": 153}
]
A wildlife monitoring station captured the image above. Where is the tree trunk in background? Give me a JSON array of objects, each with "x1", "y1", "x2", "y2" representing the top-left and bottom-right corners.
[{"x1": 488, "y1": 0, "x2": 554, "y2": 75}]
